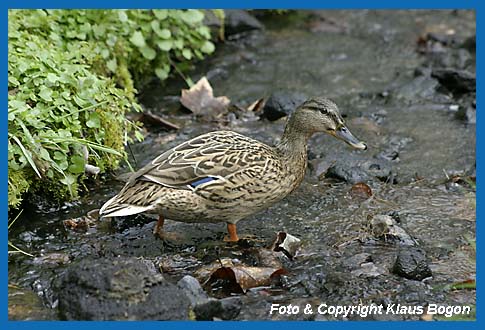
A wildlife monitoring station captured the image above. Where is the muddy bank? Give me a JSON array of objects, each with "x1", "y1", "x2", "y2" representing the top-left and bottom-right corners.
[{"x1": 9, "y1": 10, "x2": 475, "y2": 320}]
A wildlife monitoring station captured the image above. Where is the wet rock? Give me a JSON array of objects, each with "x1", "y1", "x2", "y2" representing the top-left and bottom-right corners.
[
  {"x1": 110, "y1": 214, "x2": 156, "y2": 233},
  {"x1": 224, "y1": 10, "x2": 264, "y2": 35},
  {"x1": 393, "y1": 75, "x2": 442, "y2": 103},
  {"x1": 204, "y1": 10, "x2": 264, "y2": 37},
  {"x1": 177, "y1": 275, "x2": 209, "y2": 307},
  {"x1": 33, "y1": 253, "x2": 70, "y2": 266},
  {"x1": 220, "y1": 297, "x2": 243, "y2": 319},
  {"x1": 377, "y1": 135, "x2": 413, "y2": 162},
  {"x1": 351, "y1": 262, "x2": 387, "y2": 278},
  {"x1": 461, "y1": 35, "x2": 475, "y2": 53},
  {"x1": 325, "y1": 163, "x2": 369, "y2": 183},
  {"x1": 387, "y1": 210, "x2": 402, "y2": 223},
  {"x1": 193, "y1": 296, "x2": 242, "y2": 320},
  {"x1": 417, "y1": 32, "x2": 474, "y2": 70},
  {"x1": 102, "y1": 222, "x2": 180, "y2": 259},
  {"x1": 431, "y1": 68, "x2": 476, "y2": 94},
  {"x1": 392, "y1": 248, "x2": 432, "y2": 281},
  {"x1": 158, "y1": 254, "x2": 203, "y2": 276},
  {"x1": 18, "y1": 231, "x2": 41, "y2": 243},
  {"x1": 369, "y1": 215, "x2": 417, "y2": 246},
  {"x1": 262, "y1": 91, "x2": 307, "y2": 121},
  {"x1": 424, "y1": 49, "x2": 472, "y2": 71},
  {"x1": 57, "y1": 257, "x2": 190, "y2": 320},
  {"x1": 342, "y1": 253, "x2": 372, "y2": 270},
  {"x1": 325, "y1": 158, "x2": 394, "y2": 184}
]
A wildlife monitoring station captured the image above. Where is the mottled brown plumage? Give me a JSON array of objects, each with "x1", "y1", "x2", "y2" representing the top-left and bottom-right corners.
[{"x1": 99, "y1": 98, "x2": 366, "y2": 241}]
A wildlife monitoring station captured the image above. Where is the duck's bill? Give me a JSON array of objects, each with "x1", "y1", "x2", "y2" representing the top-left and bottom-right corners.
[{"x1": 335, "y1": 126, "x2": 367, "y2": 150}]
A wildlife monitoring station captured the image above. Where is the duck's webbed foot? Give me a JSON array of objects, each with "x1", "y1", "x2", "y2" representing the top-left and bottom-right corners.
[
  {"x1": 153, "y1": 215, "x2": 186, "y2": 242},
  {"x1": 223, "y1": 223, "x2": 240, "y2": 242}
]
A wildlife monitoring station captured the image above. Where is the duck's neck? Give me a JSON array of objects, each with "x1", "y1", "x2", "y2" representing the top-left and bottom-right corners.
[{"x1": 275, "y1": 115, "x2": 312, "y2": 164}]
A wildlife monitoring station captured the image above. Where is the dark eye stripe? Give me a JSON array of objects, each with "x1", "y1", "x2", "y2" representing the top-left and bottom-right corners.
[{"x1": 303, "y1": 105, "x2": 328, "y2": 113}]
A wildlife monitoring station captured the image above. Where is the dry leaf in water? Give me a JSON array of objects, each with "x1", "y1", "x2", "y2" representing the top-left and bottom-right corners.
[
  {"x1": 180, "y1": 77, "x2": 230, "y2": 117},
  {"x1": 194, "y1": 258, "x2": 235, "y2": 281},
  {"x1": 206, "y1": 266, "x2": 286, "y2": 294}
]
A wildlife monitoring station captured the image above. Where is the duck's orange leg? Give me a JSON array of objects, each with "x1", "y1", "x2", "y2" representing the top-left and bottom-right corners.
[
  {"x1": 224, "y1": 223, "x2": 239, "y2": 242},
  {"x1": 153, "y1": 215, "x2": 165, "y2": 236}
]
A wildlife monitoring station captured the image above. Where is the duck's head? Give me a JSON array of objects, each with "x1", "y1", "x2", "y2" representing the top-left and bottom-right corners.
[{"x1": 291, "y1": 97, "x2": 367, "y2": 150}]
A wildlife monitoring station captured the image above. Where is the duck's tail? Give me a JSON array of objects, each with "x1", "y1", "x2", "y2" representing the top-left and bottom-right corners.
[{"x1": 99, "y1": 194, "x2": 154, "y2": 218}]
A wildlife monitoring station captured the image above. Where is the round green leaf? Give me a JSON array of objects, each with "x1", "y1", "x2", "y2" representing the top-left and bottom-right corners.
[
  {"x1": 182, "y1": 49, "x2": 192, "y2": 60},
  {"x1": 181, "y1": 10, "x2": 204, "y2": 24},
  {"x1": 106, "y1": 58, "x2": 117, "y2": 72},
  {"x1": 151, "y1": 20, "x2": 160, "y2": 32},
  {"x1": 201, "y1": 41, "x2": 215, "y2": 54},
  {"x1": 157, "y1": 40, "x2": 172, "y2": 51},
  {"x1": 39, "y1": 147, "x2": 51, "y2": 161},
  {"x1": 155, "y1": 67, "x2": 169, "y2": 80},
  {"x1": 68, "y1": 155, "x2": 85, "y2": 174},
  {"x1": 173, "y1": 39, "x2": 184, "y2": 49},
  {"x1": 140, "y1": 46, "x2": 156, "y2": 60},
  {"x1": 153, "y1": 10, "x2": 168, "y2": 20},
  {"x1": 157, "y1": 28, "x2": 171, "y2": 39},
  {"x1": 39, "y1": 88, "x2": 53, "y2": 102},
  {"x1": 53, "y1": 151, "x2": 67, "y2": 161},
  {"x1": 46, "y1": 72, "x2": 59, "y2": 83},
  {"x1": 118, "y1": 11, "x2": 128, "y2": 22},
  {"x1": 60, "y1": 173, "x2": 77, "y2": 186},
  {"x1": 86, "y1": 112, "x2": 101, "y2": 128},
  {"x1": 130, "y1": 31, "x2": 146, "y2": 47}
]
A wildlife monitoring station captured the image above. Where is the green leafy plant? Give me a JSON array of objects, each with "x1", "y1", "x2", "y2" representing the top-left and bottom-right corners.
[{"x1": 8, "y1": 9, "x2": 216, "y2": 208}]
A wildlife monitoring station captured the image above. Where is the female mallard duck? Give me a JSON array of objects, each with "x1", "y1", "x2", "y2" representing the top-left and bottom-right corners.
[{"x1": 99, "y1": 97, "x2": 366, "y2": 241}]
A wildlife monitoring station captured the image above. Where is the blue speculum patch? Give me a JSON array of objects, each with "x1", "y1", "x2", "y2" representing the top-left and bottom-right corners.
[{"x1": 189, "y1": 177, "x2": 216, "y2": 187}]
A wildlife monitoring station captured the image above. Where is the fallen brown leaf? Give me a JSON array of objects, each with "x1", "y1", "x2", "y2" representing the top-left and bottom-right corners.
[
  {"x1": 194, "y1": 258, "x2": 235, "y2": 281},
  {"x1": 350, "y1": 182, "x2": 373, "y2": 199},
  {"x1": 194, "y1": 257, "x2": 286, "y2": 294},
  {"x1": 180, "y1": 77, "x2": 230, "y2": 117},
  {"x1": 206, "y1": 266, "x2": 286, "y2": 293}
]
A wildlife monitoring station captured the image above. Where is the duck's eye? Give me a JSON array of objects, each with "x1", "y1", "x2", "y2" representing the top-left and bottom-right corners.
[{"x1": 341, "y1": 127, "x2": 347, "y2": 132}]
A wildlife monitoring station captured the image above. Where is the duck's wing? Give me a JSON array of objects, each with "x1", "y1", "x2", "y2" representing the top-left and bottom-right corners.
[
  {"x1": 100, "y1": 131, "x2": 278, "y2": 217},
  {"x1": 130, "y1": 130, "x2": 275, "y2": 189}
]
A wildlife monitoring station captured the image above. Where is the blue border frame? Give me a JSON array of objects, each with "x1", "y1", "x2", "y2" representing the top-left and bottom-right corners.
[{"x1": 4, "y1": 1, "x2": 480, "y2": 329}]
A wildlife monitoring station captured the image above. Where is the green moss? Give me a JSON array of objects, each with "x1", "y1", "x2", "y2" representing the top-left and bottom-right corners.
[{"x1": 8, "y1": 170, "x2": 30, "y2": 209}]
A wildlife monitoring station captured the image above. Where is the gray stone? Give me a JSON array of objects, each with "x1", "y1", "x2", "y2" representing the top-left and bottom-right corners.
[
  {"x1": 193, "y1": 296, "x2": 242, "y2": 320},
  {"x1": 392, "y1": 248, "x2": 432, "y2": 281},
  {"x1": 263, "y1": 91, "x2": 308, "y2": 121},
  {"x1": 57, "y1": 257, "x2": 190, "y2": 320},
  {"x1": 204, "y1": 10, "x2": 264, "y2": 37},
  {"x1": 431, "y1": 68, "x2": 476, "y2": 94},
  {"x1": 177, "y1": 275, "x2": 209, "y2": 307}
]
